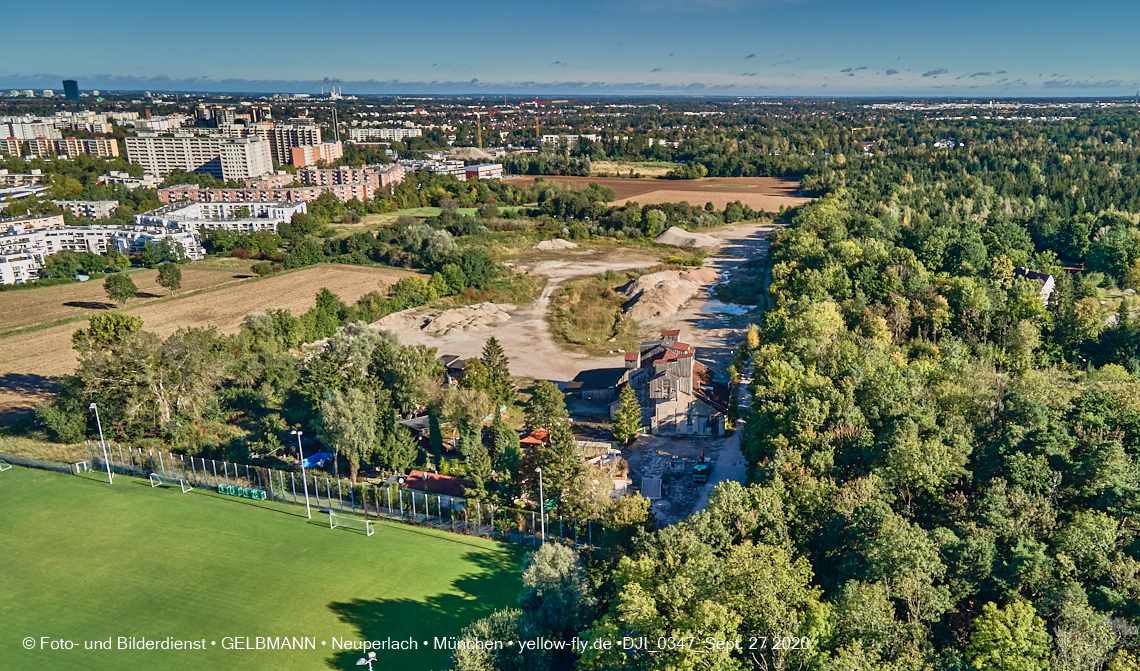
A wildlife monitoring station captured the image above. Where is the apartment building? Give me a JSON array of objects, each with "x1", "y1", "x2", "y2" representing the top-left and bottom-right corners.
[
  {"x1": 0, "y1": 252, "x2": 43, "y2": 284},
  {"x1": 269, "y1": 122, "x2": 322, "y2": 164},
  {"x1": 0, "y1": 138, "x2": 20, "y2": 156},
  {"x1": 0, "y1": 222, "x2": 203, "y2": 284},
  {"x1": 97, "y1": 171, "x2": 160, "y2": 190},
  {"x1": 397, "y1": 159, "x2": 466, "y2": 180},
  {"x1": 0, "y1": 169, "x2": 44, "y2": 187},
  {"x1": 347, "y1": 127, "x2": 423, "y2": 142},
  {"x1": 125, "y1": 133, "x2": 272, "y2": 181},
  {"x1": 158, "y1": 182, "x2": 376, "y2": 205},
  {"x1": 25, "y1": 138, "x2": 55, "y2": 157},
  {"x1": 135, "y1": 201, "x2": 305, "y2": 234},
  {"x1": 297, "y1": 164, "x2": 405, "y2": 191},
  {"x1": 56, "y1": 137, "x2": 120, "y2": 158},
  {"x1": 5, "y1": 122, "x2": 61, "y2": 141},
  {"x1": 51, "y1": 200, "x2": 119, "y2": 219},
  {"x1": 290, "y1": 142, "x2": 344, "y2": 168}
]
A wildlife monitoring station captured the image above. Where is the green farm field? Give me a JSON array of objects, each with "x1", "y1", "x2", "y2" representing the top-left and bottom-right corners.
[{"x1": 0, "y1": 466, "x2": 522, "y2": 671}]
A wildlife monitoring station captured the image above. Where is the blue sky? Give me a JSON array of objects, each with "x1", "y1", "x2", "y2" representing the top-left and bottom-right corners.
[{"x1": 3, "y1": 0, "x2": 1138, "y2": 96}]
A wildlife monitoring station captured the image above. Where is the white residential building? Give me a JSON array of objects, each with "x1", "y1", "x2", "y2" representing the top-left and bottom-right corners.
[
  {"x1": 0, "y1": 219, "x2": 204, "y2": 284},
  {"x1": 97, "y1": 171, "x2": 161, "y2": 190},
  {"x1": 347, "y1": 127, "x2": 423, "y2": 142},
  {"x1": 134, "y1": 201, "x2": 305, "y2": 234},
  {"x1": 125, "y1": 133, "x2": 273, "y2": 181},
  {"x1": 541, "y1": 133, "x2": 598, "y2": 147},
  {"x1": 0, "y1": 252, "x2": 43, "y2": 284},
  {"x1": 51, "y1": 200, "x2": 119, "y2": 219}
]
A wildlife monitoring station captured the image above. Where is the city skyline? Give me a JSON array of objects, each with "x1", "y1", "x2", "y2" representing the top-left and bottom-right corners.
[{"x1": 4, "y1": 0, "x2": 1139, "y2": 97}]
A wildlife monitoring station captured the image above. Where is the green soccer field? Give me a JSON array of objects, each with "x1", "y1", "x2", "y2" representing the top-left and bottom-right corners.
[{"x1": 0, "y1": 466, "x2": 523, "y2": 670}]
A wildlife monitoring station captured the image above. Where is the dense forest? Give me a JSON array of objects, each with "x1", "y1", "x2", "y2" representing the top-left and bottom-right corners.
[{"x1": 450, "y1": 112, "x2": 1140, "y2": 671}]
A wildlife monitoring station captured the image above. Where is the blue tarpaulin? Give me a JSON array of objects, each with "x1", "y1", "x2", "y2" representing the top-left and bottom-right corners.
[{"x1": 303, "y1": 452, "x2": 334, "y2": 468}]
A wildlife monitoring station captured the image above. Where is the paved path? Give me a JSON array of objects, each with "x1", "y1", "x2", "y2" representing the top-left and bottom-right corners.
[{"x1": 692, "y1": 359, "x2": 752, "y2": 513}]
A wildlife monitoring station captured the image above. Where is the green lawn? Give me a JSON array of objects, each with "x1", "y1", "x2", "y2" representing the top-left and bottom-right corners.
[{"x1": 0, "y1": 466, "x2": 522, "y2": 670}]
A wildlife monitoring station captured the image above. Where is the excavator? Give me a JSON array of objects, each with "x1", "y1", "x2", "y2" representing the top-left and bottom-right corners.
[{"x1": 692, "y1": 450, "x2": 710, "y2": 484}]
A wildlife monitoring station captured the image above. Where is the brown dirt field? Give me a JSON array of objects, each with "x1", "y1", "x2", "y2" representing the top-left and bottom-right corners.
[
  {"x1": 525, "y1": 175, "x2": 807, "y2": 204},
  {"x1": 0, "y1": 265, "x2": 417, "y2": 418},
  {"x1": 588, "y1": 161, "x2": 677, "y2": 177},
  {"x1": 0, "y1": 267, "x2": 254, "y2": 335},
  {"x1": 613, "y1": 189, "x2": 808, "y2": 212}
]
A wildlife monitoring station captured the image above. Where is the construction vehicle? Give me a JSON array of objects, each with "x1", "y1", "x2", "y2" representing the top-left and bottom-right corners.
[{"x1": 692, "y1": 450, "x2": 710, "y2": 484}]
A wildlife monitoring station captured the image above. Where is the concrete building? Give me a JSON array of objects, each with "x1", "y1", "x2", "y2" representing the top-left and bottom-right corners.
[
  {"x1": 221, "y1": 138, "x2": 273, "y2": 181},
  {"x1": 290, "y1": 142, "x2": 343, "y2": 168},
  {"x1": 0, "y1": 252, "x2": 43, "y2": 284},
  {"x1": 0, "y1": 169, "x2": 43, "y2": 187},
  {"x1": 6, "y1": 122, "x2": 61, "y2": 141},
  {"x1": 296, "y1": 164, "x2": 405, "y2": 193},
  {"x1": 51, "y1": 200, "x2": 119, "y2": 219},
  {"x1": 465, "y1": 163, "x2": 503, "y2": 180},
  {"x1": 135, "y1": 201, "x2": 305, "y2": 234},
  {"x1": 25, "y1": 138, "x2": 55, "y2": 156},
  {"x1": 541, "y1": 133, "x2": 598, "y2": 147},
  {"x1": 397, "y1": 159, "x2": 466, "y2": 181},
  {"x1": 55, "y1": 137, "x2": 120, "y2": 158},
  {"x1": 97, "y1": 171, "x2": 160, "y2": 190},
  {"x1": 159, "y1": 182, "x2": 377, "y2": 205},
  {"x1": 269, "y1": 122, "x2": 322, "y2": 165},
  {"x1": 347, "y1": 127, "x2": 422, "y2": 142},
  {"x1": 0, "y1": 138, "x2": 20, "y2": 156},
  {"x1": 125, "y1": 133, "x2": 273, "y2": 181}
]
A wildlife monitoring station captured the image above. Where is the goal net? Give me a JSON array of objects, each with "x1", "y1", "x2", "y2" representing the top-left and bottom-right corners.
[
  {"x1": 0, "y1": 459, "x2": 11, "y2": 472},
  {"x1": 329, "y1": 511, "x2": 375, "y2": 537},
  {"x1": 149, "y1": 472, "x2": 193, "y2": 493}
]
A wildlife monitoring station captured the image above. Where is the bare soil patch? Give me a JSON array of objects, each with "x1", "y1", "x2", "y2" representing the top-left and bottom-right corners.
[
  {"x1": 0, "y1": 267, "x2": 253, "y2": 335},
  {"x1": 524, "y1": 175, "x2": 806, "y2": 205},
  {"x1": 613, "y1": 189, "x2": 807, "y2": 213},
  {"x1": 0, "y1": 265, "x2": 416, "y2": 417},
  {"x1": 589, "y1": 161, "x2": 677, "y2": 178}
]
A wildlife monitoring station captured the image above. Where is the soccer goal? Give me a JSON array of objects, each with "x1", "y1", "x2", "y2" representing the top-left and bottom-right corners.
[
  {"x1": 329, "y1": 511, "x2": 375, "y2": 537},
  {"x1": 150, "y1": 472, "x2": 193, "y2": 493},
  {"x1": 0, "y1": 459, "x2": 11, "y2": 472}
]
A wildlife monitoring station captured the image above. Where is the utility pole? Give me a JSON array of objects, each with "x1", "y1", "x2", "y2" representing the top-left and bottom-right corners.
[
  {"x1": 291, "y1": 430, "x2": 312, "y2": 519},
  {"x1": 88, "y1": 403, "x2": 113, "y2": 484},
  {"x1": 535, "y1": 467, "x2": 546, "y2": 543}
]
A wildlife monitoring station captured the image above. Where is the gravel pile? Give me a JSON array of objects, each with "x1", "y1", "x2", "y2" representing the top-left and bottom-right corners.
[
  {"x1": 654, "y1": 226, "x2": 720, "y2": 248},
  {"x1": 532, "y1": 238, "x2": 580, "y2": 250}
]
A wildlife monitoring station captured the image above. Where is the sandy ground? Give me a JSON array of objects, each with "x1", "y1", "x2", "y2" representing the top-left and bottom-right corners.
[
  {"x1": 384, "y1": 249, "x2": 661, "y2": 383},
  {"x1": 0, "y1": 267, "x2": 254, "y2": 335},
  {"x1": 0, "y1": 265, "x2": 415, "y2": 420}
]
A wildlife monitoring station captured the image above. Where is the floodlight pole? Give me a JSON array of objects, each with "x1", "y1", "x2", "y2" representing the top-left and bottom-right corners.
[
  {"x1": 89, "y1": 403, "x2": 113, "y2": 484},
  {"x1": 535, "y1": 467, "x2": 546, "y2": 544},
  {"x1": 357, "y1": 651, "x2": 377, "y2": 669},
  {"x1": 292, "y1": 430, "x2": 311, "y2": 519}
]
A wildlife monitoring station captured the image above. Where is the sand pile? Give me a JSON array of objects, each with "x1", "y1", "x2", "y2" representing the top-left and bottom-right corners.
[
  {"x1": 532, "y1": 238, "x2": 579, "y2": 250},
  {"x1": 621, "y1": 267, "x2": 719, "y2": 322},
  {"x1": 654, "y1": 226, "x2": 720, "y2": 248},
  {"x1": 372, "y1": 302, "x2": 513, "y2": 336}
]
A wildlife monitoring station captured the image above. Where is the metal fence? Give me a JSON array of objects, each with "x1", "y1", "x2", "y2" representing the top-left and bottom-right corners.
[{"x1": 73, "y1": 442, "x2": 602, "y2": 549}]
